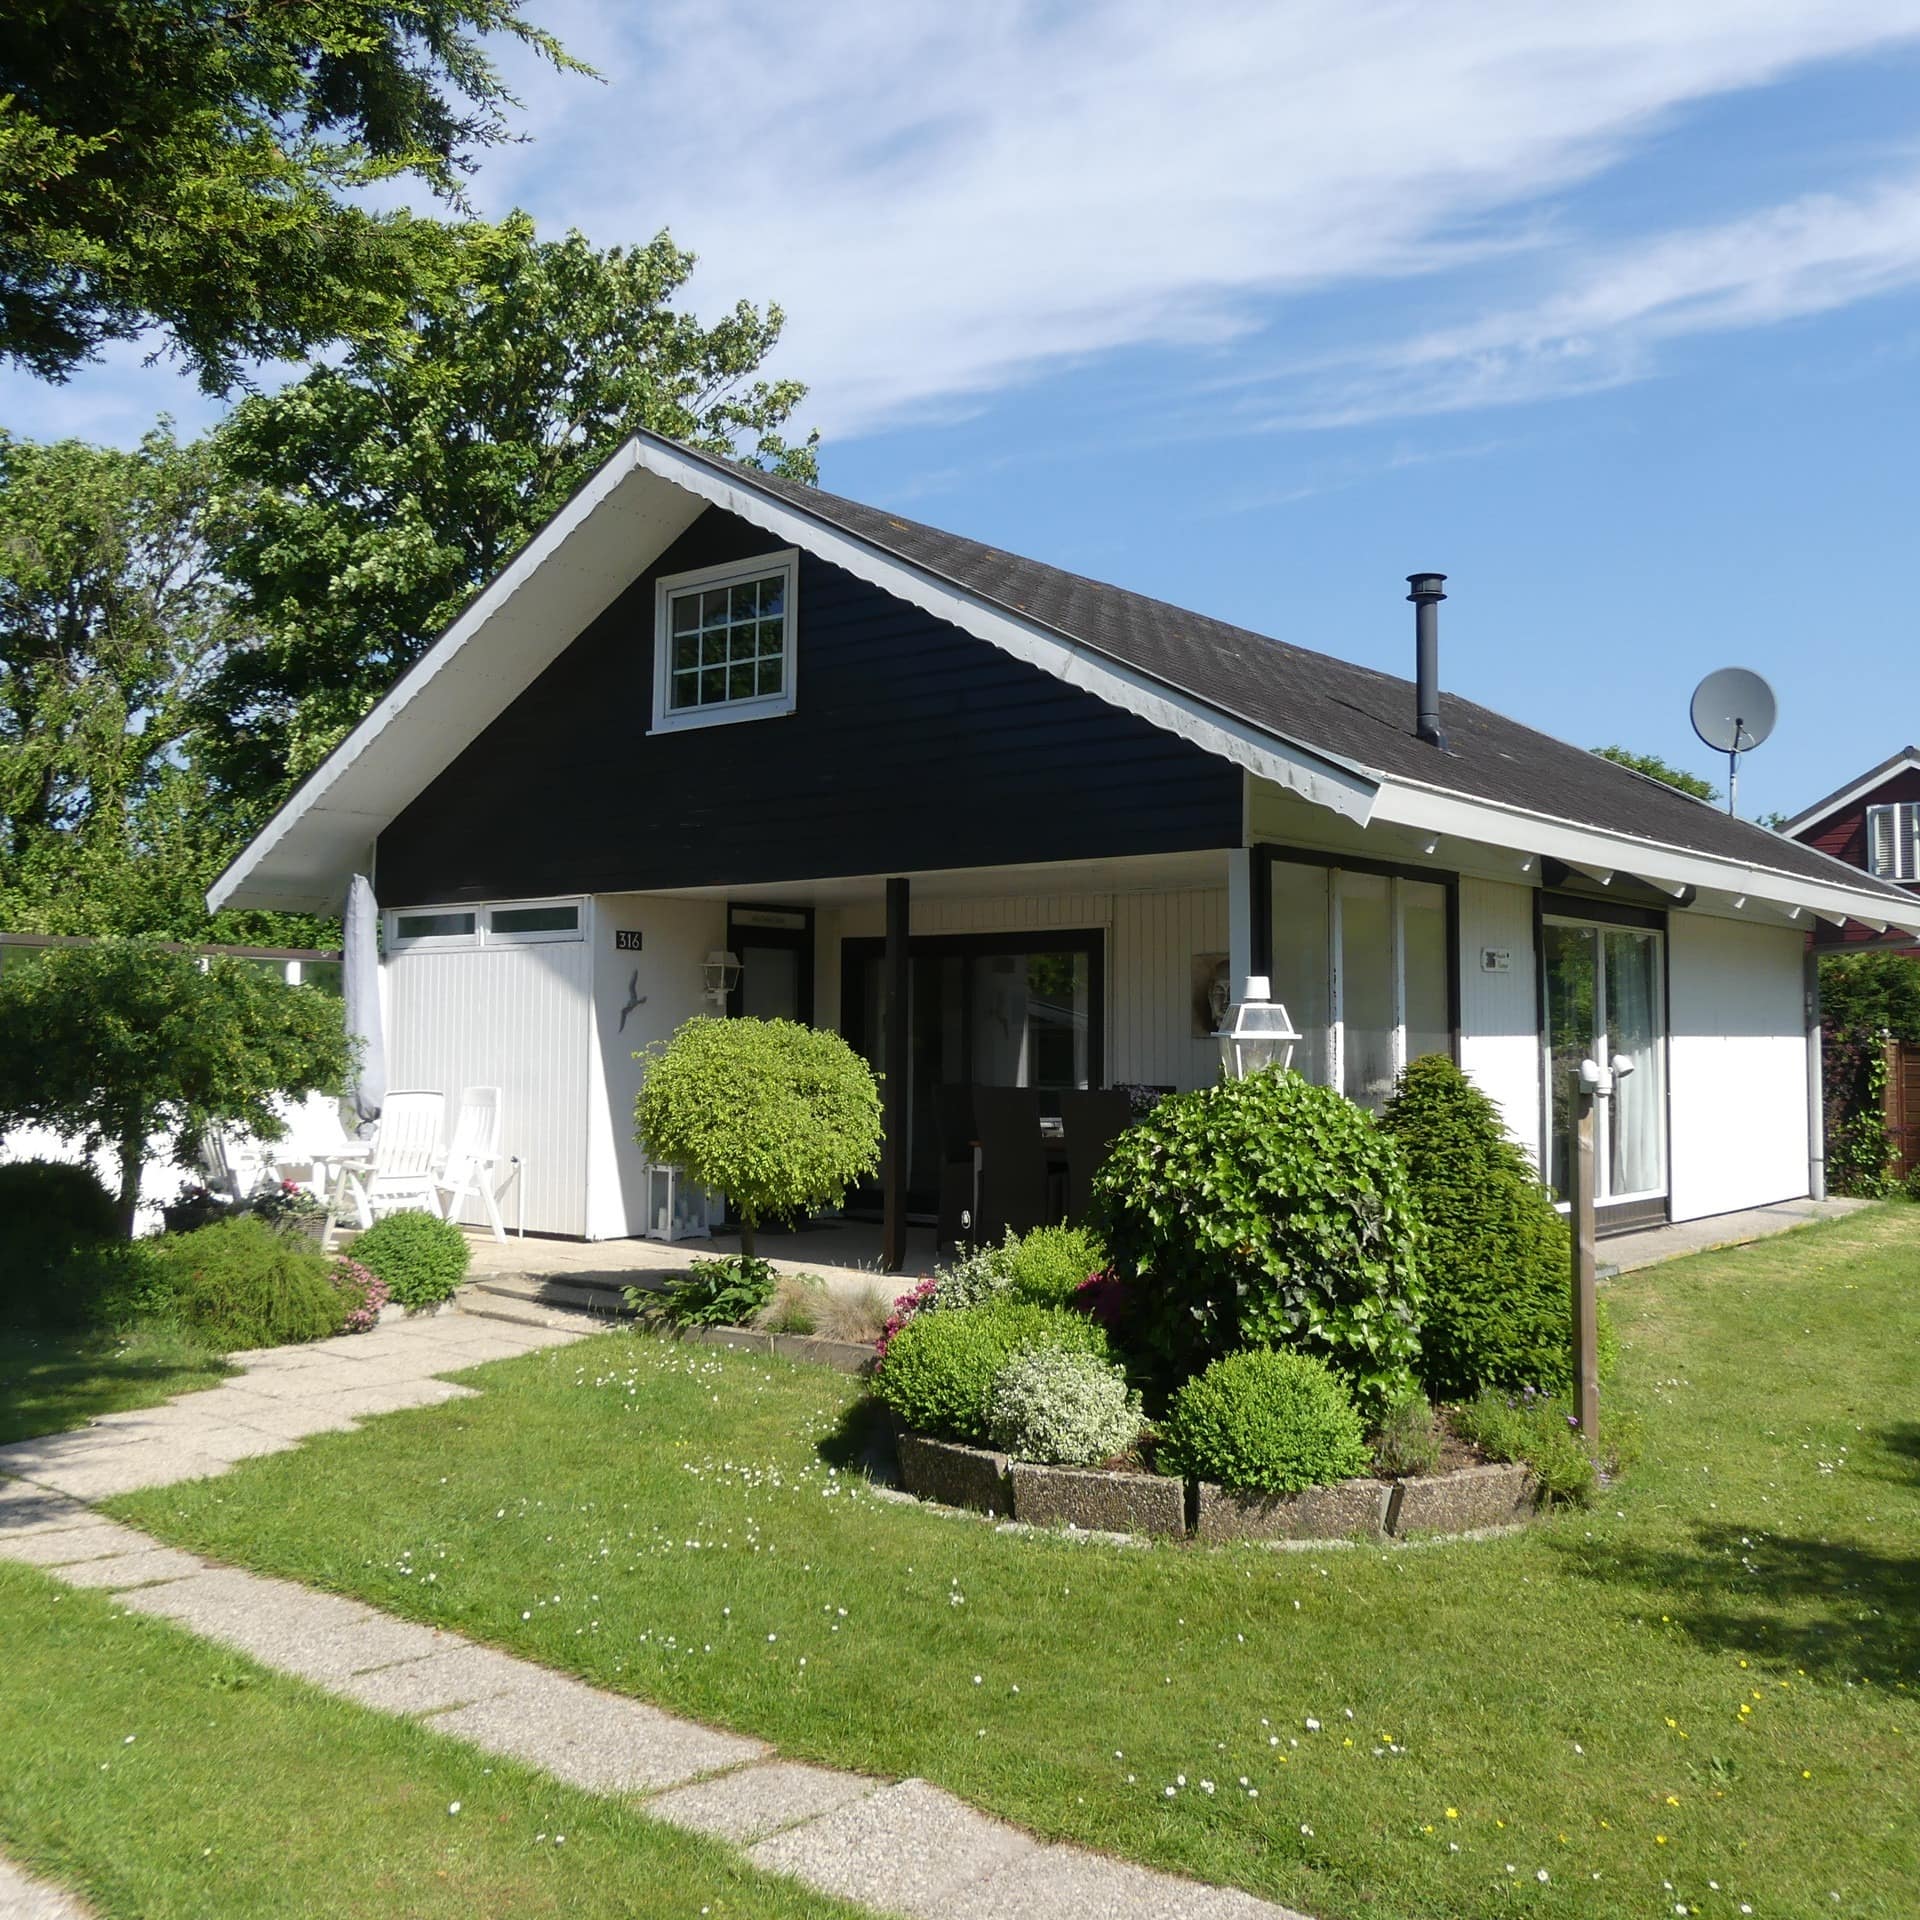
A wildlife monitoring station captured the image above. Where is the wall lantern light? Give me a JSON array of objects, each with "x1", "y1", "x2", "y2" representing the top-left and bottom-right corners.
[
  {"x1": 702, "y1": 949, "x2": 741, "y2": 1009},
  {"x1": 1214, "y1": 974, "x2": 1301, "y2": 1079}
]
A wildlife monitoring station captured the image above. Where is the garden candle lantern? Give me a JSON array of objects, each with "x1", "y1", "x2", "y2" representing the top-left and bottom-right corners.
[{"x1": 1214, "y1": 975, "x2": 1300, "y2": 1079}]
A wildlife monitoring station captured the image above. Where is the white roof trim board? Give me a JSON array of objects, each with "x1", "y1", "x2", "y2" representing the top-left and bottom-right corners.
[
  {"x1": 210, "y1": 433, "x2": 1920, "y2": 937},
  {"x1": 1781, "y1": 747, "x2": 1920, "y2": 837}
]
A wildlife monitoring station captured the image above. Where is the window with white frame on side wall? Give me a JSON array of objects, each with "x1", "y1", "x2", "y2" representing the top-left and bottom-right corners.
[
  {"x1": 385, "y1": 899, "x2": 584, "y2": 952},
  {"x1": 651, "y1": 550, "x2": 798, "y2": 734},
  {"x1": 1263, "y1": 854, "x2": 1454, "y2": 1111},
  {"x1": 1866, "y1": 801, "x2": 1920, "y2": 882}
]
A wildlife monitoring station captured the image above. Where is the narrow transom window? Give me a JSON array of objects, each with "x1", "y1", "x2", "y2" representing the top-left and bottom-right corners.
[
  {"x1": 652, "y1": 551, "x2": 798, "y2": 733},
  {"x1": 392, "y1": 909, "x2": 476, "y2": 945}
]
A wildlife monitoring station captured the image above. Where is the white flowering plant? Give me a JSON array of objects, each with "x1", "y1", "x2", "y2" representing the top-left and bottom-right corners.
[{"x1": 985, "y1": 1346, "x2": 1143, "y2": 1466}]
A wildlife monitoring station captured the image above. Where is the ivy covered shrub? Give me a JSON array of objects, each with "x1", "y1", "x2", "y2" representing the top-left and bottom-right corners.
[
  {"x1": 985, "y1": 1348, "x2": 1142, "y2": 1465},
  {"x1": 1380, "y1": 1054, "x2": 1584, "y2": 1399},
  {"x1": 876, "y1": 1300, "x2": 1114, "y2": 1444},
  {"x1": 1000, "y1": 1224, "x2": 1107, "y2": 1306},
  {"x1": 1089, "y1": 1070, "x2": 1424, "y2": 1416},
  {"x1": 1163, "y1": 1348, "x2": 1371, "y2": 1495},
  {"x1": 153, "y1": 1215, "x2": 344, "y2": 1349},
  {"x1": 350, "y1": 1208, "x2": 470, "y2": 1310}
]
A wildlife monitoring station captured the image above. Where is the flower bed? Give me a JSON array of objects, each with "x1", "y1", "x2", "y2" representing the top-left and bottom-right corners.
[{"x1": 895, "y1": 1434, "x2": 1536, "y2": 1543}]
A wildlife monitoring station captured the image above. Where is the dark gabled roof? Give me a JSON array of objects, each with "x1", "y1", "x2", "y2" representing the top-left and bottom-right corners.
[
  {"x1": 1782, "y1": 745, "x2": 1920, "y2": 836},
  {"x1": 719, "y1": 455, "x2": 1911, "y2": 905}
]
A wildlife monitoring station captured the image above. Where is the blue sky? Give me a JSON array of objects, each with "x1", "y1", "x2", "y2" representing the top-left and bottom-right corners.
[{"x1": 8, "y1": 2, "x2": 1920, "y2": 822}]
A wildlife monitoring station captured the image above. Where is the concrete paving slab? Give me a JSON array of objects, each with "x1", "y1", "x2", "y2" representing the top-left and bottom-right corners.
[
  {"x1": 0, "y1": 1487, "x2": 108, "y2": 1537},
  {"x1": 646, "y1": 1761, "x2": 883, "y2": 1844},
  {"x1": 151, "y1": 1423, "x2": 299, "y2": 1463},
  {"x1": 930, "y1": 1845, "x2": 1311, "y2": 1920},
  {"x1": 0, "y1": 1853, "x2": 94, "y2": 1919},
  {"x1": 218, "y1": 1365, "x2": 381, "y2": 1400},
  {"x1": 50, "y1": 1545, "x2": 209, "y2": 1590},
  {"x1": 27, "y1": 1447, "x2": 234, "y2": 1499},
  {"x1": 330, "y1": 1643, "x2": 530, "y2": 1714},
  {"x1": 268, "y1": 1615, "x2": 463, "y2": 1684},
  {"x1": 427, "y1": 1675, "x2": 766, "y2": 1793},
  {"x1": 116, "y1": 1567, "x2": 370, "y2": 1635},
  {"x1": 0, "y1": 1519, "x2": 159, "y2": 1566},
  {"x1": 307, "y1": 1379, "x2": 478, "y2": 1420},
  {"x1": 0, "y1": 1433, "x2": 144, "y2": 1475},
  {"x1": 181, "y1": 1392, "x2": 361, "y2": 1440},
  {"x1": 748, "y1": 1779, "x2": 1040, "y2": 1915}
]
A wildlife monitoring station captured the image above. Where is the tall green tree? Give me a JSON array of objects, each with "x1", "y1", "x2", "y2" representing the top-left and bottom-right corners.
[
  {"x1": 203, "y1": 214, "x2": 818, "y2": 795},
  {"x1": 0, "y1": 939, "x2": 351, "y2": 1234},
  {"x1": 0, "y1": 1, "x2": 585, "y2": 389},
  {"x1": 1591, "y1": 745, "x2": 1719, "y2": 802}
]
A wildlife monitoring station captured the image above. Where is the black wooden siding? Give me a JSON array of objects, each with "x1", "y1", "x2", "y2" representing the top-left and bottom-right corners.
[{"x1": 375, "y1": 507, "x2": 1243, "y2": 905}]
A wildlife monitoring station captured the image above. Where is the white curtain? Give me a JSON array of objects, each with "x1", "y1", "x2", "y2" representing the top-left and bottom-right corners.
[{"x1": 1605, "y1": 930, "x2": 1663, "y2": 1196}]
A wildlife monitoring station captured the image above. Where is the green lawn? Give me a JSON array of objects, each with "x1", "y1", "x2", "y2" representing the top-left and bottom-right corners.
[
  {"x1": 0, "y1": 1326, "x2": 231, "y2": 1444},
  {"x1": 0, "y1": 1562, "x2": 863, "y2": 1920},
  {"x1": 115, "y1": 1205, "x2": 1920, "y2": 1920}
]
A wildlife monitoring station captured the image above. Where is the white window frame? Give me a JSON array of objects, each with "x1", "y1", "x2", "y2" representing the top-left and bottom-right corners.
[
  {"x1": 386, "y1": 898, "x2": 584, "y2": 952},
  {"x1": 651, "y1": 549, "x2": 799, "y2": 735},
  {"x1": 1867, "y1": 801, "x2": 1920, "y2": 882}
]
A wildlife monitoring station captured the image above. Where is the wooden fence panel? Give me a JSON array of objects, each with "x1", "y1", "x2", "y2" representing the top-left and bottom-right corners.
[{"x1": 1894, "y1": 1040, "x2": 1920, "y2": 1179}]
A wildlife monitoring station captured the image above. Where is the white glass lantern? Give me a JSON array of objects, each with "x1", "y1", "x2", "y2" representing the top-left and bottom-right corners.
[
  {"x1": 643, "y1": 1162, "x2": 721, "y2": 1242},
  {"x1": 1214, "y1": 974, "x2": 1300, "y2": 1079},
  {"x1": 701, "y1": 949, "x2": 742, "y2": 1009}
]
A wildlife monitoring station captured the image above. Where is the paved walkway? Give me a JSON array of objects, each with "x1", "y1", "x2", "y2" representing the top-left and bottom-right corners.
[
  {"x1": 1599, "y1": 1195, "x2": 1868, "y2": 1275},
  {"x1": 0, "y1": 1854, "x2": 92, "y2": 1919},
  {"x1": 0, "y1": 1309, "x2": 1308, "y2": 1920}
]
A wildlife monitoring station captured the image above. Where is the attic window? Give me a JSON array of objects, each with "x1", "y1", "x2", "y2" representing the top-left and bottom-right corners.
[
  {"x1": 652, "y1": 551, "x2": 798, "y2": 734},
  {"x1": 1868, "y1": 801, "x2": 1920, "y2": 882}
]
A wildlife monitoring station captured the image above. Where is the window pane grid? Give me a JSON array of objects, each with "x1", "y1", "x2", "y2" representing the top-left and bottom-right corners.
[{"x1": 665, "y1": 572, "x2": 787, "y2": 713}]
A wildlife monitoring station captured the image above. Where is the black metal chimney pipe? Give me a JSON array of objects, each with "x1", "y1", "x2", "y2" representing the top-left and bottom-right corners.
[{"x1": 1406, "y1": 572, "x2": 1447, "y2": 749}]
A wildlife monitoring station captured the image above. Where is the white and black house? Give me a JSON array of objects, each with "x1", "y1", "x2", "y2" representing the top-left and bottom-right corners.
[{"x1": 211, "y1": 432, "x2": 1920, "y2": 1253}]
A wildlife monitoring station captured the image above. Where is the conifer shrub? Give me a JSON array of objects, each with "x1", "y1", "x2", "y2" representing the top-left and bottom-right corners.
[
  {"x1": 875, "y1": 1300, "x2": 1115, "y2": 1444},
  {"x1": 152, "y1": 1215, "x2": 343, "y2": 1350},
  {"x1": 1089, "y1": 1070, "x2": 1424, "y2": 1418},
  {"x1": 1380, "y1": 1054, "x2": 1594, "y2": 1400},
  {"x1": 350, "y1": 1208, "x2": 471, "y2": 1310},
  {"x1": 1164, "y1": 1348, "x2": 1371, "y2": 1495},
  {"x1": 985, "y1": 1347, "x2": 1142, "y2": 1466}
]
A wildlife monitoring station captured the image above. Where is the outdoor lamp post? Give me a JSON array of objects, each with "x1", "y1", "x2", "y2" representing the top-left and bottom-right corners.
[
  {"x1": 701, "y1": 949, "x2": 741, "y2": 1011},
  {"x1": 1214, "y1": 974, "x2": 1300, "y2": 1079}
]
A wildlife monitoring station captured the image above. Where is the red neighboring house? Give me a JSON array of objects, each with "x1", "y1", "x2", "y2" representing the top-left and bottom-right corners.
[{"x1": 1784, "y1": 745, "x2": 1920, "y2": 952}]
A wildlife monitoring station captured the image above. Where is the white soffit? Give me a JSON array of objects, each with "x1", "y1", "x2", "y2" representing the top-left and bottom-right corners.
[
  {"x1": 209, "y1": 445, "x2": 706, "y2": 913},
  {"x1": 1369, "y1": 781, "x2": 1920, "y2": 935}
]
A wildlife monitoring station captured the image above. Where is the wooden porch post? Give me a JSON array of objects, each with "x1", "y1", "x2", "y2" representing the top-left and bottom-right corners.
[{"x1": 882, "y1": 876, "x2": 910, "y2": 1273}]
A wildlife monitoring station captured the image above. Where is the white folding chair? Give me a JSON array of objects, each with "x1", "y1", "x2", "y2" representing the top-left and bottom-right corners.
[
  {"x1": 434, "y1": 1085, "x2": 507, "y2": 1243},
  {"x1": 339, "y1": 1090, "x2": 445, "y2": 1228},
  {"x1": 266, "y1": 1090, "x2": 361, "y2": 1196},
  {"x1": 201, "y1": 1126, "x2": 275, "y2": 1204}
]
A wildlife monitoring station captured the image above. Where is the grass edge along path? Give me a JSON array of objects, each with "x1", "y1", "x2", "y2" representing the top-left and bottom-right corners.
[
  {"x1": 0, "y1": 1327, "x2": 231, "y2": 1446},
  {"x1": 114, "y1": 1204, "x2": 1920, "y2": 1920},
  {"x1": 0, "y1": 1558, "x2": 870, "y2": 1920}
]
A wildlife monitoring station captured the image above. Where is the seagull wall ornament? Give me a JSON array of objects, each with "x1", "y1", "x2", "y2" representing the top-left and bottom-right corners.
[{"x1": 618, "y1": 969, "x2": 646, "y2": 1032}]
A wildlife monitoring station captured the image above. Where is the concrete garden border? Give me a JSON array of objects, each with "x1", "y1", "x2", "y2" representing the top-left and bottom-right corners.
[{"x1": 896, "y1": 1436, "x2": 1536, "y2": 1543}]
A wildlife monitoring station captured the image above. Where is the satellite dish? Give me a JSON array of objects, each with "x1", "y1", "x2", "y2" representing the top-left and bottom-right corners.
[{"x1": 1689, "y1": 667, "x2": 1777, "y2": 816}]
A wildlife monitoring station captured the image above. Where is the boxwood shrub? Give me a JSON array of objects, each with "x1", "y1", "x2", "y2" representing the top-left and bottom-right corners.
[
  {"x1": 1089, "y1": 1069, "x2": 1424, "y2": 1417},
  {"x1": 1164, "y1": 1348, "x2": 1371, "y2": 1495},
  {"x1": 985, "y1": 1347, "x2": 1141, "y2": 1465},
  {"x1": 999, "y1": 1224, "x2": 1107, "y2": 1307},
  {"x1": 876, "y1": 1300, "x2": 1114, "y2": 1444},
  {"x1": 153, "y1": 1215, "x2": 344, "y2": 1350},
  {"x1": 350, "y1": 1209, "x2": 470, "y2": 1310},
  {"x1": 1381, "y1": 1053, "x2": 1601, "y2": 1399}
]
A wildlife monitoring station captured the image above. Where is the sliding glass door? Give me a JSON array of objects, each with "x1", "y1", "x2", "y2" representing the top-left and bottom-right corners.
[
  {"x1": 844, "y1": 933, "x2": 1102, "y2": 1212},
  {"x1": 1543, "y1": 918, "x2": 1667, "y2": 1209}
]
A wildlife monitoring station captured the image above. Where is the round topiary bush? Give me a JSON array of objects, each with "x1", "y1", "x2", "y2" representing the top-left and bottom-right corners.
[
  {"x1": 152, "y1": 1215, "x2": 345, "y2": 1350},
  {"x1": 1089, "y1": 1069, "x2": 1424, "y2": 1417},
  {"x1": 349, "y1": 1209, "x2": 470, "y2": 1310},
  {"x1": 1380, "y1": 1054, "x2": 1591, "y2": 1399},
  {"x1": 998, "y1": 1224, "x2": 1107, "y2": 1307},
  {"x1": 876, "y1": 1300, "x2": 1115, "y2": 1444},
  {"x1": 985, "y1": 1347, "x2": 1142, "y2": 1465},
  {"x1": 1164, "y1": 1348, "x2": 1371, "y2": 1495}
]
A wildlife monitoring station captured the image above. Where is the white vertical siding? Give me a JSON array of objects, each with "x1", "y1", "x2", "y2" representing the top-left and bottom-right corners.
[
  {"x1": 1457, "y1": 876, "x2": 1542, "y2": 1168},
  {"x1": 1667, "y1": 914, "x2": 1810, "y2": 1220},
  {"x1": 384, "y1": 939, "x2": 593, "y2": 1235},
  {"x1": 585, "y1": 892, "x2": 727, "y2": 1239}
]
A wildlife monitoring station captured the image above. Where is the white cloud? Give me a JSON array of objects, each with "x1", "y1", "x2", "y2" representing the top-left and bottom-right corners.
[{"x1": 480, "y1": 0, "x2": 1920, "y2": 435}]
